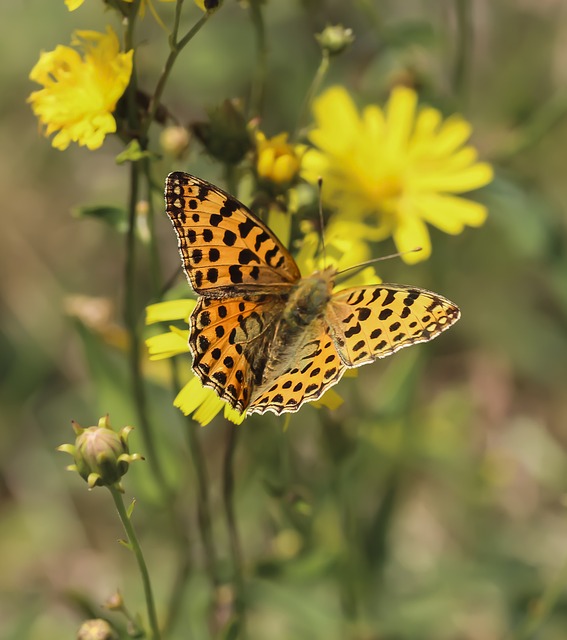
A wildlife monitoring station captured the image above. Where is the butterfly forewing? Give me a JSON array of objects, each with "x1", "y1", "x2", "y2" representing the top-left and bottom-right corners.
[
  {"x1": 326, "y1": 284, "x2": 461, "y2": 367},
  {"x1": 165, "y1": 172, "x2": 300, "y2": 294}
]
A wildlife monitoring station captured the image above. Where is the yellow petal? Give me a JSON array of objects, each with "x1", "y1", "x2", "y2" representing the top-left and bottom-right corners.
[
  {"x1": 432, "y1": 115, "x2": 472, "y2": 155},
  {"x1": 413, "y1": 194, "x2": 488, "y2": 233},
  {"x1": 175, "y1": 377, "x2": 222, "y2": 424},
  {"x1": 65, "y1": 0, "x2": 85, "y2": 9},
  {"x1": 410, "y1": 162, "x2": 494, "y2": 193},
  {"x1": 146, "y1": 299, "x2": 195, "y2": 324},
  {"x1": 224, "y1": 405, "x2": 246, "y2": 425},
  {"x1": 393, "y1": 204, "x2": 431, "y2": 264},
  {"x1": 309, "y1": 86, "x2": 361, "y2": 155},
  {"x1": 146, "y1": 328, "x2": 189, "y2": 359},
  {"x1": 312, "y1": 388, "x2": 344, "y2": 411},
  {"x1": 383, "y1": 86, "x2": 418, "y2": 158}
]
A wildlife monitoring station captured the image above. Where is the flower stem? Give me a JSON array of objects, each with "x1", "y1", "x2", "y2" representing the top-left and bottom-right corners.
[
  {"x1": 223, "y1": 424, "x2": 247, "y2": 635},
  {"x1": 509, "y1": 550, "x2": 567, "y2": 640},
  {"x1": 170, "y1": 359, "x2": 220, "y2": 591},
  {"x1": 452, "y1": 0, "x2": 472, "y2": 106},
  {"x1": 109, "y1": 487, "x2": 161, "y2": 640},
  {"x1": 143, "y1": 11, "x2": 211, "y2": 136},
  {"x1": 248, "y1": 0, "x2": 267, "y2": 119},
  {"x1": 493, "y1": 92, "x2": 567, "y2": 163},
  {"x1": 124, "y1": 161, "x2": 169, "y2": 493},
  {"x1": 142, "y1": 159, "x2": 163, "y2": 296},
  {"x1": 293, "y1": 50, "x2": 330, "y2": 141}
]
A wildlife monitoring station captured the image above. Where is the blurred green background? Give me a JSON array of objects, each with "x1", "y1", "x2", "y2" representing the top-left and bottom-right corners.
[{"x1": 3, "y1": 1, "x2": 567, "y2": 639}]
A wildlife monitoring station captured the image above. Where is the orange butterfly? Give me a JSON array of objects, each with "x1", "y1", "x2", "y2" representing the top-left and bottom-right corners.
[{"x1": 165, "y1": 172, "x2": 460, "y2": 416}]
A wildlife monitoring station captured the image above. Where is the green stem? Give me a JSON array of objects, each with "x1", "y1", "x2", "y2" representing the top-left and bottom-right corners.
[
  {"x1": 143, "y1": 11, "x2": 211, "y2": 137},
  {"x1": 248, "y1": 0, "x2": 267, "y2": 119},
  {"x1": 109, "y1": 487, "x2": 161, "y2": 640},
  {"x1": 170, "y1": 359, "x2": 220, "y2": 591},
  {"x1": 293, "y1": 51, "x2": 330, "y2": 141},
  {"x1": 124, "y1": 161, "x2": 169, "y2": 492},
  {"x1": 320, "y1": 412, "x2": 361, "y2": 624},
  {"x1": 142, "y1": 159, "x2": 162, "y2": 297},
  {"x1": 223, "y1": 424, "x2": 247, "y2": 634},
  {"x1": 493, "y1": 92, "x2": 567, "y2": 163},
  {"x1": 509, "y1": 551, "x2": 567, "y2": 640},
  {"x1": 452, "y1": 0, "x2": 472, "y2": 106}
]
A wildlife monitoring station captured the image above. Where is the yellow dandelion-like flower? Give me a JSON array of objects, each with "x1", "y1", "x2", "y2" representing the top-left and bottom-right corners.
[
  {"x1": 28, "y1": 27, "x2": 133, "y2": 151},
  {"x1": 302, "y1": 86, "x2": 493, "y2": 263},
  {"x1": 255, "y1": 131, "x2": 305, "y2": 187}
]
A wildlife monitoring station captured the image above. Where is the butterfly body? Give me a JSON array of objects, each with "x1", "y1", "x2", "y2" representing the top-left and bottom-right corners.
[{"x1": 165, "y1": 172, "x2": 460, "y2": 416}]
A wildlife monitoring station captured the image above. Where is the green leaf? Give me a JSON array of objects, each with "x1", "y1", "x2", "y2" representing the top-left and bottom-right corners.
[
  {"x1": 115, "y1": 139, "x2": 157, "y2": 165},
  {"x1": 73, "y1": 204, "x2": 128, "y2": 232}
]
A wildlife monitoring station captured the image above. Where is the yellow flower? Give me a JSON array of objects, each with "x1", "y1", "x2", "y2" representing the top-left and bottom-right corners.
[
  {"x1": 256, "y1": 131, "x2": 305, "y2": 187},
  {"x1": 302, "y1": 86, "x2": 493, "y2": 264},
  {"x1": 28, "y1": 28, "x2": 133, "y2": 151}
]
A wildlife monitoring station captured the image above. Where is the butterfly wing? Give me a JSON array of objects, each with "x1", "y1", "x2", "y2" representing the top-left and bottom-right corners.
[
  {"x1": 190, "y1": 295, "x2": 287, "y2": 413},
  {"x1": 247, "y1": 321, "x2": 347, "y2": 415},
  {"x1": 165, "y1": 172, "x2": 300, "y2": 295},
  {"x1": 326, "y1": 284, "x2": 460, "y2": 367}
]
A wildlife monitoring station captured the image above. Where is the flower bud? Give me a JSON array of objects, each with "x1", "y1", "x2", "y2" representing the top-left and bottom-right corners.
[
  {"x1": 77, "y1": 618, "x2": 118, "y2": 640},
  {"x1": 58, "y1": 415, "x2": 143, "y2": 491},
  {"x1": 159, "y1": 125, "x2": 191, "y2": 159},
  {"x1": 255, "y1": 131, "x2": 305, "y2": 193},
  {"x1": 103, "y1": 590, "x2": 125, "y2": 612},
  {"x1": 195, "y1": 0, "x2": 223, "y2": 12},
  {"x1": 315, "y1": 25, "x2": 355, "y2": 56},
  {"x1": 192, "y1": 99, "x2": 252, "y2": 165}
]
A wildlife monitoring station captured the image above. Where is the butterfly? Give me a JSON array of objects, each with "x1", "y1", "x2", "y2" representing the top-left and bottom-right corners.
[{"x1": 165, "y1": 172, "x2": 460, "y2": 416}]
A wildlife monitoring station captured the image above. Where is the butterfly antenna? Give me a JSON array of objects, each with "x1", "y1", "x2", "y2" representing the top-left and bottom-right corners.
[
  {"x1": 336, "y1": 247, "x2": 423, "y2": 278},
  {"x1": 317, "y1": 177, "x2": 328, "y2": 268}
]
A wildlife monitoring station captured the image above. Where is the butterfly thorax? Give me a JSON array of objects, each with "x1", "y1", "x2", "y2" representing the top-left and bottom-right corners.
[{"x1": 282, "y1": 268, "x2": 335, "y2": 329}]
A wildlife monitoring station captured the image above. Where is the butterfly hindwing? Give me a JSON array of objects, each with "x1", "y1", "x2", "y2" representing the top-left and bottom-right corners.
[
  {"x1": 248, "y1": 321, "x2": 347, "y2": 415},
  {"x1": 165, "y1": 172, "x2": 300, "y2": 294},
  {"x1": 190, "y1": 295, "x2": 287, "y2": 413},
  {"x1": 326, "y1": 284, "x2": 461, "y2": 367}
]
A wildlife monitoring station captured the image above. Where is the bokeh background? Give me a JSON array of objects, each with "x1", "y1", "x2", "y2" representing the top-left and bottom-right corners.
[{"x1": 3, "y1": 1, "x2": 567, "y2": 638}]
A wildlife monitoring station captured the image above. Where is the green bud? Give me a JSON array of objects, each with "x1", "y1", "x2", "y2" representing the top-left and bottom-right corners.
[
  {"x1": 77, "y1": 618, "x2": 118, "y2": 640},
  {"x1": 103, "y1": 590, "x2": 125, "y2": 612},
  {"x1": 58, "y1": 415, "x2": 143, "y2": 491},
  {"x1": 315, "y1": 25, "x2": 355, "y2": 56},
  {"x1": 192, "y1": 99, "x2": 253, "y2": 165}
]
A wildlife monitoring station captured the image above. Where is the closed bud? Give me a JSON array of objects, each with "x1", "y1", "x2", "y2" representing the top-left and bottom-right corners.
[
  {"x1": 315, "y1": 25, "x2": 355, "y2": 56},
  {"x1": 159, "y1": 125, "x2": 191, "y2": 159},
  {"x1": 192, "y1": 99, "x2": 253, "y2": 165},
  {"x1": 255, "y1": 131, "x2": 305, "y2": 193},
  {"x1": 58, "y1": 415, "x2": 143, "y2": 491},
  {"x1": 77, "y1": 618, "x2": 118, "y2": 640}
]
